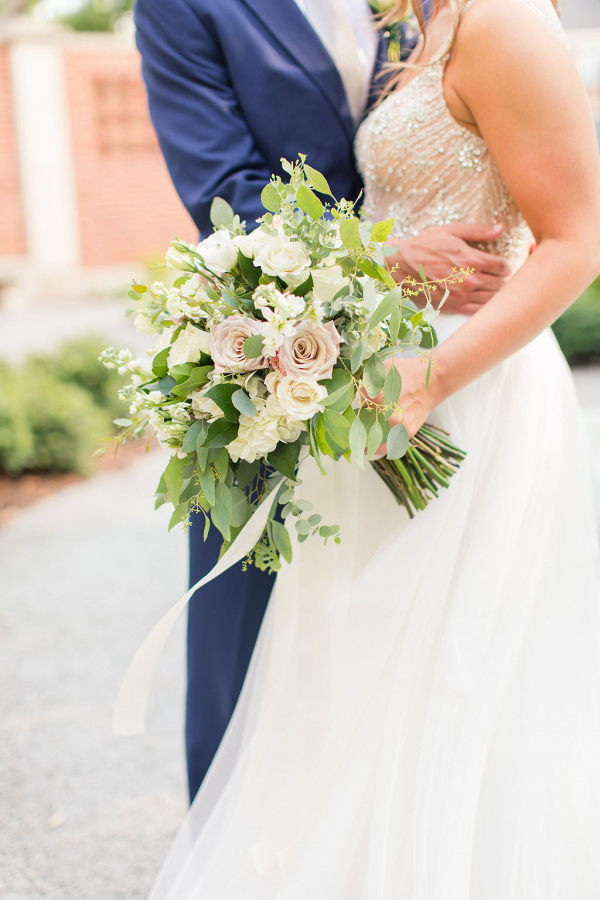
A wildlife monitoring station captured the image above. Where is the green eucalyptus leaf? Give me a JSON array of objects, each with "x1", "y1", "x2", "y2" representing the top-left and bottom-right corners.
[
  {"x1": 232, "y1": 389, "x2": 257, "y2": 418},
  {"x1": 170, "y1": 366, "x2": 212, "y2": 398},
  {"x1": 230, "y1": 486, "x2": 249, "y2": 528},
  {"x1": 419, "y1": 326, "x2": 438, "y2": 350},
  {"x1": 339, "y1": 217, "x2": 361, "y2": 250},
  {"x1": 268, "y1": 438, "x2": 302, "y2": 480},
  {"x1": 387, "y1": 423, "x2": 410, "y2": 460},
  {"x1": 350, "y1": 337, "x2": 368, "y2": 374},
  {"x1": 198, "y1": 465, "x2": 216, "y2": 506},
  {"x1": 212, "y1": 448, "x2": 230, "y2": 481},
  {"x1": 389, "y1": 305, "x2": 400, "y2": 346},
  {"x1": 210, "y1": 197, "x2": 235, "y2": 228},
  {"x1": 164, "y1": 454, "x2": 185, "y2": 506},
  {"x1": 204, "y1": 383, "x2": 239, "y2": 422},
  {"x1": 303, "y1": 165, "x2": 333, "y2": 196},
  {"x1": 271, "y1": 521, "x2": 293, "y2": 565},
  {"x1": 261, "y1": 183, "x2": 280, "y2": 213},
  {"x1": 243, "y1": 333, "x2": 265, "y2": 359},
  {"x1": 370, "y1": 217, "x2": 395, "y2": 243},
  {"x1": 203, "y1": 418, "x2": 238, "y2": 448},
  {"x1": 182, "y1": 421, "x2": 205, "y2": 453},
  {"x1": 212, "y1": 481, "x2": 233, "y2": 541},
  {"x1": 168, "y1": 501, "x2": 189, "y2": 532},
  {"x1": 369, "y1": 286, "x2": 403, "y2": 329},
  {"x1": 383, "y1": 364, "x2": 402, "y2": 409},
  {"x1": 366, "y1": 420, "x2": 383, "y2": 459},
  {"x1": 349, "y1": 415, "x2": 367, "y2": 469},
  {"x1": 296, "y1": 183, "x2": 324, "y2": 220},
  {"x1": 363, "y1": 353, "x2": 387, "y2": 399},
  {"x1": 322, "y1": 408, "x2": 351, "y2": 456}
]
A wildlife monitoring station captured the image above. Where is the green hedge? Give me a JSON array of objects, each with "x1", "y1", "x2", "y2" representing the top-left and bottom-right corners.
[
  {"x1": 553, "y1": 278, "x2": 600, "y2": 365},
  {"x1": 0, "y1": 336, "x2": 126, "y2": 477}
]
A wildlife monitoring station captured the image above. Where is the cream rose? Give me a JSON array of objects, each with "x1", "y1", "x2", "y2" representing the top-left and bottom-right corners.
[
  {"x1": 168, "y1": 323, "x2": 212, "y2": 367},
  {"x1": 233, "y1": 228, "x2": 269, "y2": 258},
  {"x1": 165, "y1": 244, "x2": 195, "y2": 270},
  {"x1": 253, "y1": 235, "x2": 310, "y2": 287},
  {"x1": 276, "y1": 376, "x2": 327, "y2": 420},
  {"x1": 311, "y1": 264, "x2": 350, "y2": 306},
  {"x1": 210, "y1": 315, "x2": 266, "y2": 374},
  {"x1": 264, "y1": 370, "x2": 286, "y2": 417},
  {"x1": 278, "y1": 320, "x2": 343, "y2": 382},
  {"x1": 196, "y1": 230, "x2": 238, "y2": 276}
]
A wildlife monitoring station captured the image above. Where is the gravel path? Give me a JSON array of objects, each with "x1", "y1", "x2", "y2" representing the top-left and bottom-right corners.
[
  {"x1": 0, "y1": 370, "x2": 598, "y2": 900},
  {"x1": 0, "y1": 451, "x2": 188, "y2": 900}
]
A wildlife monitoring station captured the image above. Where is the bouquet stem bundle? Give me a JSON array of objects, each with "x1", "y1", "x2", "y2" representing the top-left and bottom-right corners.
[{"x1": 372, "y1": 423, "x2": 466, "y2": 518}]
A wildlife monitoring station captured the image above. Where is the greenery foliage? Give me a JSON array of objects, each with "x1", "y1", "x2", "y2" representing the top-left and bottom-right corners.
[
  {"x1": 59, "y1": 0, "x2": 133, "y2": 32},
  {"x1": 553, "y1": 278, "x2": 600, "y2": 365},
  {"x1": 0, "y1": 336, "x2": 126, "y2": 477}
]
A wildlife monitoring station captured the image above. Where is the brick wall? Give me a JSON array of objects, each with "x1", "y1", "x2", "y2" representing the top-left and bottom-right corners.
[
  {"x1": 63, "y1": 48, "x2": 195, "y2": 268},
  {"x1": 0, "y1": 46, "x2": 26, "y2": 259}
]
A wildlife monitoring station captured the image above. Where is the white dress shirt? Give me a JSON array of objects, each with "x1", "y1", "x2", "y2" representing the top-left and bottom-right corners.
[{"x1": 293, "y1": 0, "x2": 378, "y2": 125}]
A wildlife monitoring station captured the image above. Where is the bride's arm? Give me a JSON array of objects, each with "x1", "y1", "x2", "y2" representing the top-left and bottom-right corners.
[{"x1": 393, "y1": 0, "x2": 600, "y2": 438}]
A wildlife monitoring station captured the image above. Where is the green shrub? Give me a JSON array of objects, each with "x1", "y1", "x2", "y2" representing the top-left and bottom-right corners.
[
  {"x1": 0, "y1": 335, "x2": 126, "y2": 477},
  {"x1": 553, "y1": 278, "x2": 600, "y2": 365},
  {"x1": 30, "y1": 336, "x2": 126, "y2": 420}
]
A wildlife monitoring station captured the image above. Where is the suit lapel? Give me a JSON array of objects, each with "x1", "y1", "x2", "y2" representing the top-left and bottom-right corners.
[{"x1": 238, "y1": 0, "x2": 355, "y2": 141}]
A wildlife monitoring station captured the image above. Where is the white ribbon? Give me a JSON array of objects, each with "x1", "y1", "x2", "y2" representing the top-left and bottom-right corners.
[{"x1": 112, "y1": 487, "x2": 278, "y2": 736}]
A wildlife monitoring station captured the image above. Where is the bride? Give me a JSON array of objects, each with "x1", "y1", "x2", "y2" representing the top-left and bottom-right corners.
[{"x1": 147, "y1": 0, "x2": 600, "y2": 896}]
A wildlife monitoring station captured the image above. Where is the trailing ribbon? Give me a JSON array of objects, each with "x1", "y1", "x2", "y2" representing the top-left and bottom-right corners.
[{"x1": 112, "y1": 486, "x2": 278, "y2": 736}]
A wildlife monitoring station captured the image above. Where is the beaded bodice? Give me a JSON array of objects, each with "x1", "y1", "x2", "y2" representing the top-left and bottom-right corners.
[{"x1": 355, "y1": 0, "x2": 568, "y2": 269}]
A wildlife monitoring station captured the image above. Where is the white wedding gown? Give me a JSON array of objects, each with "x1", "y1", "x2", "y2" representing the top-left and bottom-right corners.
[{"x1": 148, "y1": 3, "x2": 600, "y2": 897}]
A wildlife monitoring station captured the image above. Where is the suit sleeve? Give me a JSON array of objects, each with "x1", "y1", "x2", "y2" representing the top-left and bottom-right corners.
[{"x1": 134, "y1": 0, "x2": 272, "y2": 235}]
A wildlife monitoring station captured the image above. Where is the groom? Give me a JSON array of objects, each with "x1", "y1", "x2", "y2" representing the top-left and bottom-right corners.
[{"x1": 134, "y1": 0, "x2": 509, "y2": 802}]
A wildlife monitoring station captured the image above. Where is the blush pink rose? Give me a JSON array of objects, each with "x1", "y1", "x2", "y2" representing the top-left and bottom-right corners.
[
  {"x1": 210, "y1": 315, "x2": 266, "y2": 374},
  {"x1": 278, "y1": 320, "x2": 343, "y2": 382}
]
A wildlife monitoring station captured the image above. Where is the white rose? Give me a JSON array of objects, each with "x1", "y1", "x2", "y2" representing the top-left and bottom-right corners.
[
  {"x1": 133, "y1": 312, "x2": 156, "y2": 336},
  {"x1": 233, "y1": 228, "x2": 269, "y2": 258},
  {"x1": 196, "y1": 230, "x2": 238, "y2": 276},
  {"x1": 253, "y1": 235, "x2": 310, "y2": 287},
  {"x1": 169, "y1": 323, "x2": 212, "y2": 367},
  {"x1": 311, "y1": 264, "x2": 350, "y2": 306},
  {"x1": 165, "y1": 244, "x2": 195, "y2": 270},
  {"x1": 276, "y1": 376, "x2": 327, "y2": 420}
]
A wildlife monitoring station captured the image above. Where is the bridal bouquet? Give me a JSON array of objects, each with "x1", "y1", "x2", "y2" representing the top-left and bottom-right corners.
[{"x1": 100, "y1": 157, "x2": 465, "y2": 573}]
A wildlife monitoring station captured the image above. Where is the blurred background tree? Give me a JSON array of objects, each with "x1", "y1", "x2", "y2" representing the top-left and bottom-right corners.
[{"x1": 0, "y1": 0, "x2": 133, "y2": 31}]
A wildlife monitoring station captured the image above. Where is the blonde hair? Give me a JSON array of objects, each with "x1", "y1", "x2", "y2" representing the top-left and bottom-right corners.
[{"x1": 376, "y1": 0, "x2": 560, "y2": 95}]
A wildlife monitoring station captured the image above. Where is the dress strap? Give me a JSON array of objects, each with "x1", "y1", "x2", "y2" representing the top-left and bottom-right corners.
[{"x1": 461, "y1": 0, "x2": 569, "y2": 48}]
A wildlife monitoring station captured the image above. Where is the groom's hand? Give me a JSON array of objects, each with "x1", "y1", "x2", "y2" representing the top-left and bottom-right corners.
[{"x1": 386, "y1": 223, "x2": 512, "y2": 315}]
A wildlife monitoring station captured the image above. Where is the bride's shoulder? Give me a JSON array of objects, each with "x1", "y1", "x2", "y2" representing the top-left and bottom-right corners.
[
  {"x1": 451, "y1": 0, "x2": 570, "y2": 89},
  {"x1": 457, "y1": 0, "x2": 566, "y2": 50}
]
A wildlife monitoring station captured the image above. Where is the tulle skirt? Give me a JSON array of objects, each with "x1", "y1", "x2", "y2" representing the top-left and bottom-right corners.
[{"x1": 148, "y1": 318, "x2": 600, "y2": 900}]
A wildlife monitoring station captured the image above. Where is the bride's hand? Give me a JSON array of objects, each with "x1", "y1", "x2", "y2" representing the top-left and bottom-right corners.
[{"x1": 363, "y1": 356, "x2": 439, "y2": 456}]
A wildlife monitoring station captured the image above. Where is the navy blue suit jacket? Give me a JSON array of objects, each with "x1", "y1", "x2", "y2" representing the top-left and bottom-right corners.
[{"x1": 135, "y1": 0, "x2": 422, "y2": 802}]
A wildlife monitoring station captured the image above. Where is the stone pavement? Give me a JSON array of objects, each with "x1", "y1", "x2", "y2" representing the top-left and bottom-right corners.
[{"x1": 0, "y1": 369, "x2": 598, "y2": 900}]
